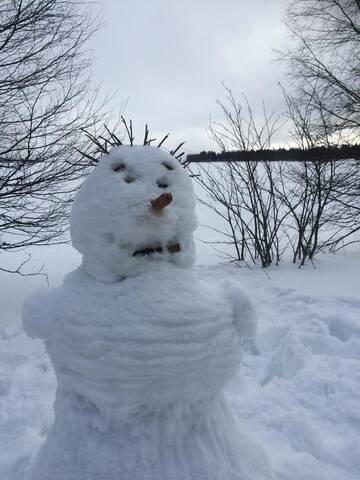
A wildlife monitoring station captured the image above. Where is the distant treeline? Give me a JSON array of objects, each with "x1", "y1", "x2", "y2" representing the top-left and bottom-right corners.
[{"x1": 185, "y1": 145, "x2": 360, "y2": 164}]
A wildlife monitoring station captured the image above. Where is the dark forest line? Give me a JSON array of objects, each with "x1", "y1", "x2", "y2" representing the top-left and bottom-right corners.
[{"x1": 185, "y1": 145, "x2": 360, "y2": 165}]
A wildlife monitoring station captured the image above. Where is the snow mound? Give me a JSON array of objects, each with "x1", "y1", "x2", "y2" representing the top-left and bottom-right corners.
[{"x1": 4, "y1": 255, "x2": 360, "y2": 479}]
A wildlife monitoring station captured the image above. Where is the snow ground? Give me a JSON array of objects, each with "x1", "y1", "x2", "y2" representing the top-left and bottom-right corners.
[{"x1": 0, "y1": 251, "x2": 359, "y2": 480}]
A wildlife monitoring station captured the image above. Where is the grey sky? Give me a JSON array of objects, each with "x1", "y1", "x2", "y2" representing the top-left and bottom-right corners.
[{"x1": 91, "y1": 0, "x2": 290, "y2": 152}]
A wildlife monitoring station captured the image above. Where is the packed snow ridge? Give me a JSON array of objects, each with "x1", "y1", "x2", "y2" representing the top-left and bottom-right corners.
[{"x1": 22, "y1": 146, "x2": 270, "y2": 480}]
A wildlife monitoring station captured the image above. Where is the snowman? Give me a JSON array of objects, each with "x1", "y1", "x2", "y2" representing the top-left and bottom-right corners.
[{"x1": 23, "y1": 145, "x2": 271, "y2": 480}]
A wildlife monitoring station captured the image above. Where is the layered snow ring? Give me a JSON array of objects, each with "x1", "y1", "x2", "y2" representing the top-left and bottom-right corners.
[{"x1": 25, "y1": 266, "x2": 243, "y2": 420}]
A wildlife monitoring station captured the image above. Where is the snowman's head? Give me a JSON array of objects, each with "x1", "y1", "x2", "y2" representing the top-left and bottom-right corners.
[{"x1": 70, "y1": 146, "x2": 197, "y2": 282}]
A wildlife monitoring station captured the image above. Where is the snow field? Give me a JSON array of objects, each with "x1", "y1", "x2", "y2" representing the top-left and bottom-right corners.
[
  {"x1": 201, "y1": 259, "x2": 360, "y2": 480},
  {"x1": 1, "y1": 254, "x2": 359, "y2": 479}
]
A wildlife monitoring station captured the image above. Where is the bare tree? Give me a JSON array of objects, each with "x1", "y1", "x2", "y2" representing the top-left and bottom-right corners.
[
  {"x1": 277, "y1": 88, "x2": 339, "y2": 265},
  {"x1": 276, "y1": 158, "x2": 340, "y2": 266},
  {"x1": 327, "y1": 159, "x2": 360, "y2": 250},
  {"x1": 0, "y1": 0, "x2": 103, "y2": 274},
  {"x1": 195, "y1": 83, "x2": 359, "y2": 268},
  {"x1": 281, "y1": 0, "x2": 360, "y2": 142},
  {"x1": 195, "y1": 86, "x2": 287, "y2": 268},
  {"x1": 280, "y1": 68, "x2": 360, "y2": 264}
]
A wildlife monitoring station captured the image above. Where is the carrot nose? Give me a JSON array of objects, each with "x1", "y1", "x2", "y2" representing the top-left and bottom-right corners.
[{"x1": 151, "y1": 193, "x2": 173, "y2": 210}]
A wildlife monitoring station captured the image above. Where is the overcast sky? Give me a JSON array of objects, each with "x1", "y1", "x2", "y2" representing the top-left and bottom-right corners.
[{"x1": 90, "y1": 0, "x2": 290, "y2": 152}]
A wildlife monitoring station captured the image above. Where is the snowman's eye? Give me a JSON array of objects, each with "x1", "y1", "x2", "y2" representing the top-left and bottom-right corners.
[
  {"x1": 157, "y1": 182, "x2": 169, "y2": 189},
  {"x1": 162, "y1": 162, "x2": 174, "y2": 171},
  {"x1": 113, "y1": 163, "x2": 126, "y2": 172},
  {"x1": 124, "y1": 175, "x2": 136, "y2": 184}
]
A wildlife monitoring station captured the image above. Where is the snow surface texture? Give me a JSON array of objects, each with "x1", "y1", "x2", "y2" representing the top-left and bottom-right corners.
[
  {"x1": 21, "y1": 146, "x2": 269, "y2": 480},
  {"x1": 70, "y1": 146, "x2": 197, "y2": 282},
  {"x1": 1, "y1": 254, "x2": 360, "y2": 480}
]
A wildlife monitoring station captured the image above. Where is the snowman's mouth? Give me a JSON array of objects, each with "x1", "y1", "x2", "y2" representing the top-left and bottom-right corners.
[{"x1": 133, "y1": 243, "x2": 181, "y2": 257}]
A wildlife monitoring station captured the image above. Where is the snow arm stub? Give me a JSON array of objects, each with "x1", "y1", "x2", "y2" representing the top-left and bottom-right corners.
[
  {"x1": 22, "y1": 289, "x2": 55, "y2": 341},
  {"x1": 222, "y1": 280, "x2": 258, "y2": 354}
]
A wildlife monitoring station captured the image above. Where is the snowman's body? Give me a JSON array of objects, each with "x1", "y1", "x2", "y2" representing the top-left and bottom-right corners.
[{"x1": 23, "y1": 146, "x2": 271, "y2": 480}]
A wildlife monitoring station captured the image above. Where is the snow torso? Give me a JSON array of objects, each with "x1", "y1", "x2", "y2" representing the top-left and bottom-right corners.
[{"x1": 26, "y1": 264, "x2": 242, "y2": 420}]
